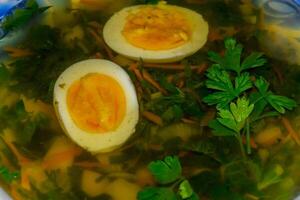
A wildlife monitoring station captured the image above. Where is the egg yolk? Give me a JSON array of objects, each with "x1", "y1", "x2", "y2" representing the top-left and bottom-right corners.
[
  {"x1": 122, "y1": 7, "x2": 191, "y2": 50},
  {"x1": 67, "y1": 73, "x2": 126, "y2": 133}
]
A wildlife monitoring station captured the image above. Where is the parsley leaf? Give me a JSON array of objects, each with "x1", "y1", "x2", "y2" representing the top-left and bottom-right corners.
[
  {"x1": 0, "y1": 166, "x2": 20, "y2": 184},
  {"x1": 1, "y1": 0, "x2": 50, "y2": 34},
  {"x1": 216, "y1": 97, "x2": 254, "y2": 133},
  {"x1": 178, "y1": 180, "x2": 194, "y2": 199},
  {"x1": 208, "y1": 38, "x2": 266, "y2": 75},
  {"x1": 254, "y1": 77, "x2": 297, "y2": 114},
  {"x1": 209, "y1": 120, "x2": 236, "y2": 137},
  {"x1": 241, "y1": 52, "x2": 267, "y2": 71},
  {"x1": 203, "y1": 65, "x2": 252, "y2": 109},
  {"x1": 138, "y1": 187, "x2": 177, "y2": 200},
  {"x1": 139, "y1": 156, "x2": 199, "y2": 200},
  {"x1": 148, "y1": 155, "x2": 182, "y2": 184}
]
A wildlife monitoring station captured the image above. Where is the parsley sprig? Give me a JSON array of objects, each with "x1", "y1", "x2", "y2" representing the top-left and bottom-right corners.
[
  {"x1": 138, "y1": 156, "x2": 199, "y2": 200},
  {"x1": 204, "y1": 38, "x2": 297, "y2": 156}
]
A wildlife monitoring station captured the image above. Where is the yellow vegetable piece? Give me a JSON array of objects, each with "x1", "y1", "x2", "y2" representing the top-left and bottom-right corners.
[
  {"x1": 43, "y1": 136, "x2": 81, "y2": 170},
  {"x1": 81, "y1": 170, "x2": 110, "y2": 197},
  {"x1": 255, "y1": 126, "x2": 283, "y2": 147}
]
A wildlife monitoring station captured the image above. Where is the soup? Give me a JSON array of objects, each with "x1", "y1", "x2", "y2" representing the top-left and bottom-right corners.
[{"x1": 0, "y1": 0, "x2": 300, "y2": 200}]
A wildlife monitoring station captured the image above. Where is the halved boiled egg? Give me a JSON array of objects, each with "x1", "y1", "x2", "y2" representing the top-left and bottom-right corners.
[
  {"x1": 53, "y1": 59, "x2": 139, "y2": 153},
  {"x1": 103, "y1": 2, "x2": 209, "y2": 63}
]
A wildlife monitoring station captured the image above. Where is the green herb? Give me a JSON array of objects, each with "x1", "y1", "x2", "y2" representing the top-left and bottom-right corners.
[
  {"x1": 253, "y1": 77, "x2": 297, "y2": 114},
  {"x1": 138, "y1": 156, "x2": 199, "y2": 200},
  {"x1": 7, "y1": 25, "x2": 89, "y2": 102},
  {"x1": 258, "y1": 164, "x2": 284, "y2": 190},
  {"x1": 216, "y1": 97, "x2": 254, "y2": 133},
  {"x1": 148, "y1": 155, "x2": 182, "y2": 184},
  {"x1": 144, "y1": 71, "x2": 203, "y2": 124},
  {"x1": 0, "y1": 100, "x2": 48, "y2": 145},
  {"x1": 209, "y1": 97, "x2": 253, "y2": 157},
  {"x1": 1, "y1": 0, "x2": 50, "y2": 35},
  {"x1": 202, "y1": 64, "x2": 252, "y2": 109},
  {"x1": 138, "y1": 187, "x2": 177, "y2": 200},
  {"x1": 0, "y1": 166, "x2": 20, "y2": 183},
  {"x1": 208, "y1": 38, "x2": 266, "y2": 75},
  {"x1": 204, "y1": 38, "x2": 297, "y2": 156},
  {"x1": 178, "y1": 180, "x2": 194, "y2": 199}
]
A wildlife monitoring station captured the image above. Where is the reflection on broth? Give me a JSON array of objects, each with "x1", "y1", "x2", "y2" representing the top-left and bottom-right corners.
[{"x1": 0, "y1": 0, "x2": 299, "y2": 200}]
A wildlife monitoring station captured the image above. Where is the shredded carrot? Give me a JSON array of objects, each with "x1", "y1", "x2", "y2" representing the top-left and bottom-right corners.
[
  {"x1": 133, "y1": 68, "x2": 144, "y2": 81},
  {"x1": 281, "y1": 117, "x2": 300, "y2": 145},
  {"x1": 128, "y1": 62, "x2": 138, "y2": 70},
  {"x1": 142, "y1": 70, "x2": 168, "y2": 95},
  {"x1": 4, "y1": 47, "x2": 32, "y2": 58},
  {"x1": 42, "y1": 148, "x2": 82, "y2": 170},
  {"x1": 242, "y1": 136, "x2": 258, "y2": 149},
  {"x1": 143, "y1": 63, "x2": 199, "y2": 70},
  {"x1": 20, "y1": 169, "x2": 30, "y2": 190},
  {"x1": 142, "y1": 111, "x2": 163, "y2": 126},
  {"x1": 181, "y1": 118, "x2": 197, "y2": 124},
  {"x1": 93, "y1": 52, "x2": 103, "y2": 59},
  {"x1": 197, "y1": 63, "x2": 208, "y2": 74},
  {"x1": 11, "y1": 186, "x2": 23, "y2": 200},
  {"x1": 87, "y1": 28, "x2": 114, "y2": 59},
  {"x1": 1, "y1": 137, "x2": 30, "y2": 165},
  {"x1": 208, "y1": 30, "x2": 223, "y2": 42},
  {"x1": 176, "y1": 80, "x2": 185, "y2": 88}
]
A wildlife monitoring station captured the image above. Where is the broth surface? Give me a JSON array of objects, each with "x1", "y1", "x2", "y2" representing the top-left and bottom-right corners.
[{"x1": 0, "y1": 0, "x2": 300, "y2": 200}]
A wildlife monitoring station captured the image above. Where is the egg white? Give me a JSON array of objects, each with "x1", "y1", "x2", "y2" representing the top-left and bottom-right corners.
[
  {"x1": 103, "y1": 4, "x2": 209, "y2": 63},
  {"x1": 53, "y1": 59, "x2": 139, "y2": 153}
]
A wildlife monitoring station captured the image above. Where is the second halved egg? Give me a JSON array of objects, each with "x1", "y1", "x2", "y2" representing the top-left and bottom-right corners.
[{"x1": 103, "y1": 2, "x2": 209, "y2": 63}]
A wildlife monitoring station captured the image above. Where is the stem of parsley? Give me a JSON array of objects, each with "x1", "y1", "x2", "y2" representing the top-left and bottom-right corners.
[
  {"x1": 236, "y1": 134, "x2": 246, "y2": 159},
  {"x1": 246, "y1": 119, "x2": 251, "y2": 154},
  {"x1": 170, "y1": 176, "x2": 185, "y2": 190}
]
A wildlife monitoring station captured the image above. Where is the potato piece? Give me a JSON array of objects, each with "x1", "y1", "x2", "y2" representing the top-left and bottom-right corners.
[
  {"x1": 43, "y1": 136, "x2": 81, "y2": 170},
  {"x1": 21, "y1": 162, "x2": 48, "y2": 192},
  {"x1": 107, "y1": 179, "x2": 140, "y2": 200},
  {"x1": 81, "y1": 170, "x2": 110, "y2": 197},
  {"x1": 255, "y1": 126, "x2": 283, "y2": 147}
]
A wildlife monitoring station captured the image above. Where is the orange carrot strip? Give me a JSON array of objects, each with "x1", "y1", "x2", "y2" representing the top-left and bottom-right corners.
[
  {"x1": 142, "y1": 111, "x2": 163, "y2": 126},
  {"x1": 181, "y1": 118, "x2": 197, "y2": 124},
  {"x1": 143, "y1": 63, "x2": 198, "y2": 70},
  {"x1": 11, "y1": 186, "x2": 23, "y2": 200},
  {"x1": 133, "y1": 68, "x2": 144, "y2": 81},
  {"x1": 242, "y1": 136, "x2": 258, "y2": 149},
  {"x1": 142, "y1": 70, "x2": 168, "y2": 95},
  {"x1": 197, "y1": 63, "x2": 209, "y2": 74},
  {"x1": 20, "y1": 169, "x2": 30, "y2": 190},
  {"x1": 42, "y1": 148, "x2": 82, "y2": 170},
  {"x1": 1, "y1": 138, "x2": 30, "y2": 165},
  {"x1": 281, "y1": 117, "x2": 300, "y2": 145},
  {"x1": 87, "y1": 28, "x2": 114, "y2": 59},
  {"x1": 4, "y1": 47, "x2": 32, "y2": 58}
]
